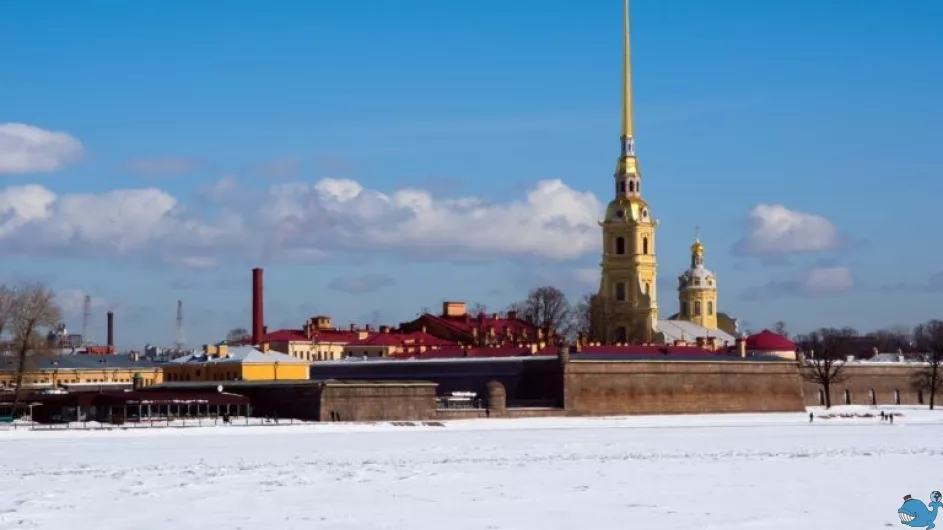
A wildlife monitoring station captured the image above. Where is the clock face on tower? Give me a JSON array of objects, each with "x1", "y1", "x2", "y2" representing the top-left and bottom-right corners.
[{"x1": 615, "y1": 209, "x2": 625, "y2": 219}]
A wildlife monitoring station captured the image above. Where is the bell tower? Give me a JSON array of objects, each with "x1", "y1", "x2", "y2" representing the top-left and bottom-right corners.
[
  {"x1": 595, "y1": 0, "x2": 659, "y2": 344},
  {"x1": 677, "y1": 229, "x2": 719, "y2": 330}
]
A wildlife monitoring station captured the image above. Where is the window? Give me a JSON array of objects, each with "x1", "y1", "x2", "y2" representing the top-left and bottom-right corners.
[
  {"x1": 628, "y1": 180, "x2": 634, "y2": 192},
  {"x1": 616, "y1": 282, "x2": 626, "y2": 301},
  {"x1": 844, "y1": 389, "x2": 851, "y2": 405},
  {"x1": 615, "y1": 327, "x2": 627, "y2": 343},
  {"x1": 868, "y1": 389, "x2": 875, "y2": 405},
  {"x1": 681, "y1": 302, "x2": 688, "y2": 317},
  {"x1": 707, "y1": 301, "x2": 714, "y2": 315},
  {"x1": 642, "y1": 237, "x2": 649, "y2": 255},
  {"x1": 818, "y1": 389, "x2": 825, "y2": 406},
  {"x1": 616, "y1": 237, "x2": 626, "y2": 255},
  {"x1": 694, "y1": 301, "x2": 701, "y2": 316},
  {"x1": 894, "y1": 389, "x2": 901, "y2": 405},
  {"x1": 918, "y1": 390, "x2": 925, "y2": 405},
  {"x1": 618, "y1": 180, "x2": 626, "y2": 193}
]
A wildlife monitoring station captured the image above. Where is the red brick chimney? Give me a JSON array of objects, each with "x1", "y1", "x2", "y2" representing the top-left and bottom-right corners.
[
  {"x1": 252, "y1": 268, "x2": 264, "y2": 345},
  {"x1": 107, "y1": 311, "x2": 114, "y2": 348}
]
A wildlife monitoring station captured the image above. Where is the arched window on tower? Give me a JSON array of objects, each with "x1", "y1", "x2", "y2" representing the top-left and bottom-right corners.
[
  {"x1": 618, "y1": 180, "x2": 626, "y2": 193},
  {"x1": 681, "y1": 302, "x2": 688, "y2": 317},
  {"x1": 642, "y1": 237, "x2": 649, "y2": 255},
  {"x1": 616, "y1": 237, "x2": 626, "y2": 255},
  {"x1": 694, "y1": 301, "x2": 701, "y2": 316},
  {"x1": 616, "y1": 282, "x2": 626, "y2": 301},
  {"x1": 707, "y1": 301, "x2": 713, "y2": 315},
  {"x1": 628, "y1": 180, "x2": 635, "y2": 193}
]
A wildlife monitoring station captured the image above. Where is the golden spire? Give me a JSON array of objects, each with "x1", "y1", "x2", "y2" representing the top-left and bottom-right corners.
[
  {"x1": 691, "y1": 226, "x2": 705, "y2": 266},
  {"x1": 621, "y1": 0, "x2": 634, "y2": 150}
]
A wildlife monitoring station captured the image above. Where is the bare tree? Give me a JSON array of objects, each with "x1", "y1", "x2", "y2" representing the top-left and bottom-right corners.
[
  {"x1": 509, "y1": 286, "x2": 571, "y2": 336},
  {"x1": 865, "y1": 327, "x2": 912, "y2": 356},
  {"x1": 796, "y1": 328, "x2": 856, "y2": 409},
  {"x1": 773, "y1": 321, "x2": 788, "y2": 338},
  {"x1": 571, "y1": 294, "x2": 593, "y2": 340},
  {"x1": 0, "y1": 285, "x2": 13, "y2": 352},
  {"x1": 226, "y1": 327, "x2": 251, "y2": 344},
  {"x1": 7, "y1": 282, "x2": 62, "y2": 415},
  {"x1": 468, "y1": 302, "x2": 488, "y2": 318},
  {"x1": 913, "y1": 320, "x2": 943, "y2": 410}
]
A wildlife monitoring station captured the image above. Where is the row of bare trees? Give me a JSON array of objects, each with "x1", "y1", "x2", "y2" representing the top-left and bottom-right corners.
[
  {"x1": 793, "y1": 322, "x2": 943, "y2": 409},
  {"x1": 0, "y1": 282, "x2": 63, "y2": 416}
]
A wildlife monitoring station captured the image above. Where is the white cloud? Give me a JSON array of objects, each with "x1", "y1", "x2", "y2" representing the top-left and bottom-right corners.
[
  {"x1": 735, "y1": 204, "x2": 839, "y2": 255},
  {"x1": 0, "y1": 177, "x2": 603, "y2": 266},
  {"x1": 801, "y1": 266, "x2": 854, "y2": 294},
  {"x1": 741, "y1": 266, "x2": 855, "y2": 301},
  {"x1": 0, "y1": 123, "x2": 84, "y2": 174},
  {"x1": 124, "y1": 156, "x2": 201, "y2": 176}
]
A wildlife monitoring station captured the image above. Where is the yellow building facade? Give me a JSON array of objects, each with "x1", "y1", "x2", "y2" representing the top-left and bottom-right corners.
[
  {"x1": 162, "y1": 345, "x2": 309, "y2": 383},
  {"x1": 0, "y1": 353, "x2": 164, "y2": 390},
  {"x1": 595, "y1": 0, "x2": 659, "y2": 344},
  {"x1": 676, "y1": 234, "x2": 719, "y2": 331}
]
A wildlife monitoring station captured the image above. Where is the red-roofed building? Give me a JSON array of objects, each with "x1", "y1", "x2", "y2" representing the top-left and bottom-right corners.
[
  {"x1": 398, "y1": 301, "x2": 560, "y2": 351},
  {"x1": 389, "y1": 344, "x2": 554, "y2": 360},
  {"x1": 263, "y1": 315, "x2": 369, "y2": 362},
  {"x1": 343, "y1": 328, "x2": 457, "y2": 358},
  {"x1": 744, "y1": 330, "x2": 796, "y2": 359}
]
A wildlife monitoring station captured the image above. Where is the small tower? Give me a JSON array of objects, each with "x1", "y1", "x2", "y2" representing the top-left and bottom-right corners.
[{"x1": 677, "y1": 229, "x2": 718, "y2": 330}]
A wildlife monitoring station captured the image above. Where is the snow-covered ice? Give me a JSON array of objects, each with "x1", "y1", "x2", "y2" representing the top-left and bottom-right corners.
[{"x1": 1, "y1": 406, "x2": 940, "y2": 529}]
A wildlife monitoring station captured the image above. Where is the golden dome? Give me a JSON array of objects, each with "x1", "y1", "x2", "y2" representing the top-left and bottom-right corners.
[{"x1": 691, "y1": 238, "x2": 704, "y2": 255}]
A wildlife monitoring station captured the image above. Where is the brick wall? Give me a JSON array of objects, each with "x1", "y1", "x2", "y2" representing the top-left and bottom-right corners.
[
  {"x1": 564, "y1": 360, "x2": 806, "y2": 415},
  {"x1": 319, "y1": 382, "x2": 438, "y2": 422},
  {"x1": 800, "y1": 364, "x2": 928, "y2": 407}
]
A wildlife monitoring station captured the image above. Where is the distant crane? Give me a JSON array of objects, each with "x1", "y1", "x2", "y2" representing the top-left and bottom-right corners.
[
  {"x1": 175, "y1": 300, "x2": 186, "y2": 350},
  {"x1": 82, "y1": 294, "x2": 92, "y2": 345}
]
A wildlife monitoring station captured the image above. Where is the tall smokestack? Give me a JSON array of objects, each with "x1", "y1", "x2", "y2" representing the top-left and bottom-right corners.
[
  {"x1": 252, "y1": 268, "x2": 264, "y2": 345},
  {"x1": 107, "y1": 311, "x2": 115, "y2": 348}
]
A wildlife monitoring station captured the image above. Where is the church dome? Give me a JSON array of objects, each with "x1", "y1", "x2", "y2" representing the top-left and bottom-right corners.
[
  {"x1": 678, "y1": 265, "x2": 716, "y2": 290},
  {"x1": 690, "y1": 238, "x2": 704, "y2": 256}
]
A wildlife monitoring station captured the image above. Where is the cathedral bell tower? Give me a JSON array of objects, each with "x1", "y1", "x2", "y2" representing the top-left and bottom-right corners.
[
  {"x1": 595, "y1": 0, "x2": 659, "y2": 344},
  {"x1": 677, "y1": 230, "x2": 719, "y2": 330}
]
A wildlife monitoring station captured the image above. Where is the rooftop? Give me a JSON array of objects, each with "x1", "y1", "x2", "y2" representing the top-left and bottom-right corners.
[
  {"x1": 169, "y1": 346, "x2": 308, "y2": 365},
  {"x1": 0, "y1": 353, "x2": 160, "y2": 372}
]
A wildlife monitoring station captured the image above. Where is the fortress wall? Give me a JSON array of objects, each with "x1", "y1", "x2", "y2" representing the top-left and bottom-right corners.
[
  {"x1": 564, "y1": 360, "x2": 806, "y2": 415},
  {"x1": 800, "y1": 364, "x2": 928, "y2": 407}
]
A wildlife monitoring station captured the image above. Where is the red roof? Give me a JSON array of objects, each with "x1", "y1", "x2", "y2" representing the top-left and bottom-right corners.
[
  {"x1": 405, "y1": 311, "x2": 558, "y2": 345},
  {"x1": 347, "y1": 331, "x2": 455, "y2": 348},
  {"x1": 264, "y1": 328, "x2": 360, "y2": 344},
  {"x1": 390, "y1": 345, "x2": 536, "y2": 360},
  {"x1": 746, "y1": 330, "x2": 795, "y2": 351},
  {"x1": 264, "y1": 329, "x2": 308, "y2": 342}
]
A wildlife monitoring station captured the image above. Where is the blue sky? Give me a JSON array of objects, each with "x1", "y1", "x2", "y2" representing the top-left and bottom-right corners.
[{"x1": 1, "y1": 0, "x2": 941, "y2": 349}]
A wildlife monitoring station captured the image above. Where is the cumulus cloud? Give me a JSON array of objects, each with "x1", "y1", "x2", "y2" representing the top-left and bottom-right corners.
[
  {"x1": 740, "y1": 266, "x2": 855, "y2": 301},
  {"x1": 124, "y1": 156, "x2": 201, "y2": 176},
  {"x1": 0, "y1": 177, "x2": 602, "y2": 267},
  {"x1": 0, "y1": 123, "x2": 84, "y2": 174},
  {"x1": 733, "y1": 204, "x2": 840, "y2": 256},
  {"x1": 328, "y1": 274, "x2": 397, "y2": 294}
]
